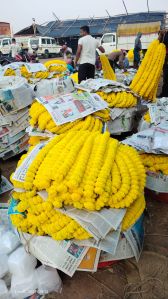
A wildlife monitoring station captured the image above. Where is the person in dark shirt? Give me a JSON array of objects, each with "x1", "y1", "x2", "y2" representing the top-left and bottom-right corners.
[
  {"x1": 158, "y1": 30, "x2": 168, "y2": 97},
  {"x1": 134, "y1": 32, "x2": 142, "y2": 69}
]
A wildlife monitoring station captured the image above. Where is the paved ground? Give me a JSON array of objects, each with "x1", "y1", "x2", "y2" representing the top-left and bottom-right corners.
[{"x1": 1, "y1": 156, "x2": 168, "y2": 299}]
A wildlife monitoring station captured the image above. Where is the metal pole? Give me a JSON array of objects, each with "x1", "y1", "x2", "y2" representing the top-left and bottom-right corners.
[
  {"x1": 32, "y1": 18, "x2": 36, "y2": 36},
  {"x1": 122, "y1": 0, "x2": 128, "y2": 15},
  {"x1": 147, "y1": 0, "x2": 150, "y2": 13}
]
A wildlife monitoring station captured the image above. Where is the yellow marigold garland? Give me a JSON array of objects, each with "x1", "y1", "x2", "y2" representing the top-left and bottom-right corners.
[
  {"x1": 100, "y1": 54, "x2": 116, "y2": 81},
  {"x1": 11, "y1": 131, "x2": 146, "y2": 210},
  {"x1": 140, "y1": 153, "x2": 168, "y2": 175},
  {"x1": 29, "y1": 101, "x2": 107, "y2": 134},
  {"x1": 130, "y1": 40, "x2": 166, "y2": 101},
  {"x1": 97, "y1": 91, "x2": 137, "y2": 108}
]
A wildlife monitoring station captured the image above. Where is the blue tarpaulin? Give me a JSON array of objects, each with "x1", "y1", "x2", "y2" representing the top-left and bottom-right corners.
[{"x1": 15, "y1": 11, "x2": 166, "y2": 38}]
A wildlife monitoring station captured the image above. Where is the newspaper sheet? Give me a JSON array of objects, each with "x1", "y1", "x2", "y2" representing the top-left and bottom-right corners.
[
  {"x1": 0, "y1": 108, "x2": 28, "y2": 126},
  {"x1": 12, "y1": 141, "x2": 47, "y2": 182},
  {"x1": 109, "y1": 107, "x2": 136, "y2": 121},
  {"x1": 108, "y1": 107, "x2": 136, "y2": 134},
  {"x1": 78, "y1": 248, "x2": 101, "y2": 272},
  {"x1": 123, "y1": 122, "x2": 168, "y2": 154},
  {"x1": 58, "y1": 206, "x2": 126, "y2": 240},
  {"x1": 0, "y1": 134, "x2": 29, "y2": 159},
  {"x1": 146, "y1": 171, "x2": 168, "y2": 193},
  {"x1": 0, "y1": 176, "x2": 13, "y2": 195},
  {"x1": 24, "y1": 63, "x2": 47, "y2": 73},
  {"x1": 19, "y1": 232, "x2": 89, "y2": 277},
  {"x1": 75, "y1": 230, "x2": 121, "y2": 255},
  {"x1": 77, "y1": 78, "x2": 128, "y2": 92},
  {"x1": 0, "y1": 117, "x2": 29, "y2": 141},
  {"x1": 0, "y1": 203, "x2": 10, "y2": 228},
  {"x1": 147, "y1": 98, "x2": 168, "y2": 125},
  {"x1": 99, "y1": 214, "x2": 144, "y2": 262},
  {"x1": 0, "y1": 132, "x2": 27, "y2": 151},
  {"x1": 26, "y1": 126, "x2": 54, "y2": 138},
  {"x1": 0, "y1": 76, "x2": 33, "y2": 115},
  {"x1": 35, "y1": 77, "x2": 75, "y2": 98},
  {"x1": 36, "y1": 92, "x2": 107, "y2": 125},
  {"x1": 116, "y1": 68, "x2": 136, "y2": 86}
]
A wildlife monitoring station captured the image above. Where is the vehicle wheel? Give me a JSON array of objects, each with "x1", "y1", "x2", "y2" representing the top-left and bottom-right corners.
[{"x1": 44, "y1": 50, "x2": 49, "y2": 59}]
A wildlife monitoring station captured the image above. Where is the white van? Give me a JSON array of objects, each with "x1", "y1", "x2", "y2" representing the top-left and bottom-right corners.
[
  {"x1": 0, "y1": 37, "x2": 11, "y2": 55},
  {"x1": 28, "y1": 36, "x2": 62, "y2": 58}
]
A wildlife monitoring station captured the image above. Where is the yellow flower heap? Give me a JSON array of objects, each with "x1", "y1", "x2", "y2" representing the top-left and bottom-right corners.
[
  {"x1": 11, "y1": 131, "x2": 146, "y2": 239},
  {"x1": 130, "y1": 40, "x2": 166, "y2": 101},
  {"x1": 100, "y1": 55, "x2": 116, "y2": 81},
  {"x1": 140, "y1": 153, "x2": 168, "y2": 175},
  {"x1": 29, "y1": 100, "x2": 110, "y2": 136},
  {"x1": 44, "y1": 60, "x2": 67, "y2": 77},
  {"x1": 143, "y1": 111, "x2": 151, "y2": 123},
  {"x1": 20, "y1": 66, "x2": 49, "y2": 80},
  {"x1": 4, "y1": 68, "x2": 16, "y2": 76},
  {"x1": 97, "y1": 91, "x2": 137, "y2": 108}
]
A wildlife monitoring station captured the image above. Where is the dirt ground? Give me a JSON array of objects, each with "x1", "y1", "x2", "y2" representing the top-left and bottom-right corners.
[{"x1": 1, "y1": 156, "x2": 168, "y2": 299}]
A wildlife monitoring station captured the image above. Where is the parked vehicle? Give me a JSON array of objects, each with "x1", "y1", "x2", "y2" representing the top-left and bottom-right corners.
[
  {"x1": 0, "y1": 37, "x2": 11, "y2": 55},
  {"x1": 28, "y1": 36, "x2": 62, "y2": 58},
  {"x1": 100, "y1": 18, "x2": 168, "y2": 54}
]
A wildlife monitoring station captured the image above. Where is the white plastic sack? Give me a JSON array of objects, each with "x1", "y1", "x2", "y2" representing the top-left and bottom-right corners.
[
  {"x1": 8, "y1": 246, "x2": 37, "y2": 277},
  {"x1": 10, "y1": 272, "x2": 37, "y2": 299},
  {"x1": 0, "y1": 231, "x2": 20, "y2": 255},
  {"x1": 0, "y1": 279, "x2": 10, "y2": 299},
  {"x1": 0, "y1": 255, "x2": 9, "y2": 278},
  {"x1": 35, "y1": 266, "x2": 62, "y2": 295}
]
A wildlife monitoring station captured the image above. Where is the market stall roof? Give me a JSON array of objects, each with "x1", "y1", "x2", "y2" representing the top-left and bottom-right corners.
[{"x1": 15, "y1": 11, "x2": 166, "y2": 38}]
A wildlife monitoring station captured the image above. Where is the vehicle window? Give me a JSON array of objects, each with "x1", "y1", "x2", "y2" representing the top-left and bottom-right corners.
[
  {"x1": 41, "y1": 38, "x2": 46, "y2": 44},
  {"x1": 102, "y1": 35, "x2": 113, "y2": 44},
  {"x1": 47, "y1": 39, "x2": 51, "y2": 45},
  {"x1": 52, "y1": 39, "x2": 56, "y2": 45},
  {"x1": 2, "y1": 40, "x2": 9, "y2": 46},
  {"x1": 30, "y1": 39, "x2": 39, "y2": 45}
]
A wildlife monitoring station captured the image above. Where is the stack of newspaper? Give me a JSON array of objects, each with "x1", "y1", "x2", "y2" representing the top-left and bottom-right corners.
[
  {"x1": 138, "y1": 97, "x2": 168, "y2": 132},
  {"x1": 123, "y1": 122, "x2": 168, "y2": 154},
  {"x1": 17, "y1": 207, "x2": 144, "y2": 276},
  {"x1": 0, "y1": 76, "x2": 33, "y2": 159}
]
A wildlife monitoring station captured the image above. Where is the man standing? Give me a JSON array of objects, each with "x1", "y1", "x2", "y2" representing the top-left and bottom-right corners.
[
  {"x1": 10, "y1": 38, "x2": 20, "y2": 58},
  {"x1": 108, "y1": 49, "x2": 127, "y2": 72},
  {"x1": 74, "y1": 26, "x2": 105, "y2": 83},
  {"x1": 134, "y1": 32, "x2": 142, "y2": 69}
]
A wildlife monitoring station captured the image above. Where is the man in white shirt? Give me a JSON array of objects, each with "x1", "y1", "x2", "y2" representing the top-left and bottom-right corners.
[
  {"x1": 10, "y1": 38, "x2": 20, "y2": 58},
  {"x1": 74, "y1": 26, "x2": 105, "y2": 83}
]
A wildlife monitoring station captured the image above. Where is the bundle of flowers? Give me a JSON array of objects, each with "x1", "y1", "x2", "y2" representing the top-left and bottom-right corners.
[
  {"x1": 100, "y1": 55, "x2": 116, "y2": 81},
  {"x1": 130, "y1": 40, "x2": 166, "y2": 101},
  {"x1": 29, "y1": 101, "x2": 110, "y2": 135},
  {"x1": 97, "y1": 91, "x2": 137, "y2": 108},
  {"x1": 10, "y1": 131, "x2": 146, "y2": 239},
  {"x1": 140, "y1": 153, "x2": 168, "y2": 175}
]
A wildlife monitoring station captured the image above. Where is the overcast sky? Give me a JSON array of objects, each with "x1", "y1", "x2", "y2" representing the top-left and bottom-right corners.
[{"x1": 1, "y1": 0, "x2": 167, "y2": 33}]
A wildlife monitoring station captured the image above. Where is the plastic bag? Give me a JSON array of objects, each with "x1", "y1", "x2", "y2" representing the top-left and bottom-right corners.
[
  {"x1": 0, "y1": 231, "x2": 20, "y2": 255},
  {"x1": 35, "y1": 265, "x2": 62, "y2": 295},
  {"x1": 0, "y1": 279, "x2": 10, "y2": 299},
  {"x1": 10, "y1": 272, "x2": 37, "y2": 299},
  {"x1": 8, "y1": 246, "x2": 37, "y2": 277},
  {"x1": 0, "y1": 254, "x2": 8, "y2": 278}
]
